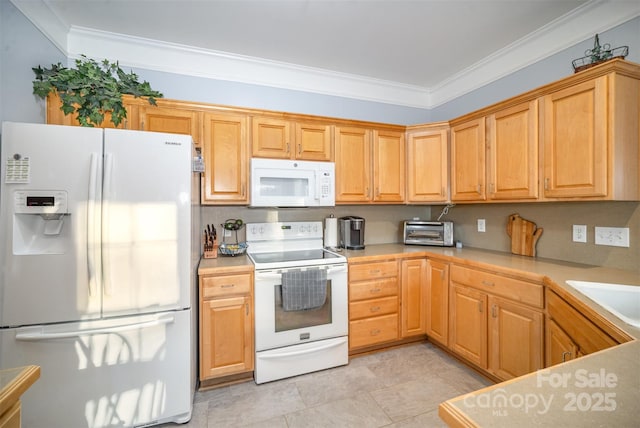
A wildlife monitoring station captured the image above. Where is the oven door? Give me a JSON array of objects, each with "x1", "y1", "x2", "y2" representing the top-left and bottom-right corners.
[{"x1": 254, "y1": 263, "x2": 348, "y2": 352}]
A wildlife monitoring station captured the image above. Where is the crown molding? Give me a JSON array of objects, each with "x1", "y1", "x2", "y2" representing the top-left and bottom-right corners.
[{"x1": 10, "y1": 0, "x2": 640, "y2": 109}]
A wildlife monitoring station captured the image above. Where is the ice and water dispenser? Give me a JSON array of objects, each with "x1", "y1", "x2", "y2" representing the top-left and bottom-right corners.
[{"x1": 12, "y1": 190, "x2": 70, "y2": 255}]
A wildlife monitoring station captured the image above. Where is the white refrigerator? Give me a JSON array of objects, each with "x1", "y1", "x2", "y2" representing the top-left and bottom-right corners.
[{"x1": 0, "y1": 122, "x2": 199, "y2": 428}]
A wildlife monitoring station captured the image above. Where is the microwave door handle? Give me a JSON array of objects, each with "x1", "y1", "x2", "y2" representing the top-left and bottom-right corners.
[{"x1": 315, "y1": 170, "x2": 321, "y2": 200}]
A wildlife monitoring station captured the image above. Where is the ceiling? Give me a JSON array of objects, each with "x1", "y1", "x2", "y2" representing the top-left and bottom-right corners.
[{"x1": 11, "y1": 0, "x2": 640, "y2": 108}]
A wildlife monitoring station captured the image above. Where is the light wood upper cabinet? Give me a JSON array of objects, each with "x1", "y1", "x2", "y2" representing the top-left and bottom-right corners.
[
  {"x1": 252, "y1": 117, "x2": 332, "y2": 161},
  {"x1": 251, "y1": 117, "x2": 291, "y2": 159},
  {"x1": 46, "y1": 92, "x2": 137, "y2": 129},
  {"x1": 373, "y1": 130, "x2": 405, "y2": 202},
  {"x1": 487, "y1": 100, "x2": 538, "y2": 200},
  {"x1": 425, "y1": 259, "x2": 449, "y2": 346},
  {"x1": 296, "y1": 122, "x2": 333, "y2": 161},
  {"x1": 201, "y1": 112, "x2": 248, "y2": 204},
  {"x1": 406, "y1": 126, "x2": 449, "y2": 203},
  {"x1": 335, "y1": 126, "x2": 405, "y2": 203},
  {"x1": 542, "y1": 73, "x2": 639, "y2": 200},
  {"x1": 451, "y1": 118, "x2": 486, "y2": 201},
  {"x1": 542, "y1": 77, "x2": 608, "y2": 198},
  {"x1": 335, "y1": 126, "x2": 372, "y2": 202},
  {"x1": 400, "y1": 258, "x2": 427, "y2": 338},
  {"x1": 138, "y1": 105, "x2": 201, "y2": 147}
]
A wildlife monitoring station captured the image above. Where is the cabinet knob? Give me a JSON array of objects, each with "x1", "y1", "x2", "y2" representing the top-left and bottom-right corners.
[
  {"x1": 370, "y1": 306, "x2": 381, "y2": 313},
  {"x1": 370, "y1": 329, "x2": 381, "y2": 336},
  {"x1": 562, "y1": 351, "x2": 572, "y2": 362}
]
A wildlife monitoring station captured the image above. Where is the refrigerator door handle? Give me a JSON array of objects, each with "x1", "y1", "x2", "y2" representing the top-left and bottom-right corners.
[
  {"x1": 15, "y1": 314, "x2": 176, "y2": 341},
  {"x1": 87, "y1": 153, "x2": 100, "y2": 297},
  {"x1": 102, "y1": 153, "x2": 114, "y2": 297}
]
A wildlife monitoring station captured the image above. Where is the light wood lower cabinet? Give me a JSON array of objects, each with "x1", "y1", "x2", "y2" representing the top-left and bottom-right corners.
[
  {"x1": 199, "y1": 270, "x2": 254, "y2": 381},
  {"x1": 545, "y1": 289, "x2": 619, "y2": 365},
  {"x1": 449, "y1": 283, "x2": 488, "y2": 368},
  {"x1": 348, "y1": 260, "x2": 399, "y2": 350},
  {"x1": 425, "y1": 259, "x2": 449, "y2": 346},
  {"x1": 488, "y1": 296, "x2": 543, "y2": 380},
  {"x1": 400, "y1": 258, "x2": 427, "y2": 338},
  {"x1": 448, "y1": 265, "x2": 543, "y2": 380},
  {"x1": 546, "y1": 318, "x2": 578, "y2": 366}
]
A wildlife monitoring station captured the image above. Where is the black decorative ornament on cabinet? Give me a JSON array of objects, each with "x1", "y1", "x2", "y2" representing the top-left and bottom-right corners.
[{"x1": 572, "y1": 34, "x2": 629, "y2": 73}]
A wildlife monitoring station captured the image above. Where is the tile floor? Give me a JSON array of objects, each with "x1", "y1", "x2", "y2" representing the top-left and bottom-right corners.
[{"x1": 162, "y1": 342, "x2": 494, "y2": 427}]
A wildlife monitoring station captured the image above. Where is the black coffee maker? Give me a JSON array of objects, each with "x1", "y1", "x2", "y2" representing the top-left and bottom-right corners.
[{"x1": 338, "y1": 216, "x2": 365, "y2": 249}]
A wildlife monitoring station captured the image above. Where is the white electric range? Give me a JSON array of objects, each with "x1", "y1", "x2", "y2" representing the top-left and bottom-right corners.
[{"x1": 246, "y1": 221, "x2": 348, "y2": 384}]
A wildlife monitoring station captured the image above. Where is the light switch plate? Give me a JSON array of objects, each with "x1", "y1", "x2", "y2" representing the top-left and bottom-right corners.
[
  {"x1": 572, "y1": 225, "x2": 587, "y2": 243},
  {"x1": 594, "y1": 227, "x2": 630, "y2": 247},
  {"x1": 477, "y1": 219, "x2": 486, "y2": 233}
]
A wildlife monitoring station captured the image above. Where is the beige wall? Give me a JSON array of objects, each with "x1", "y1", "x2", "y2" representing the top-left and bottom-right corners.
[
  {"x1": 438, "y1": 201, "x2": 640, "y2": 272},
  {"x1": 202, "y1": 201, "x2": 639, "y2": 273}
]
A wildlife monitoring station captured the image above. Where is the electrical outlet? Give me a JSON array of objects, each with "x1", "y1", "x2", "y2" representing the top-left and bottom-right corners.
[
  {"x1": 477, "y1": 219, "x2": 486, "y2": 233},
  {"x1": 572, "y1": 225, "x2": 587, "y2": 243},
  {"x1": 594, "y1": 227, "x2": 630, "y2": 247}
]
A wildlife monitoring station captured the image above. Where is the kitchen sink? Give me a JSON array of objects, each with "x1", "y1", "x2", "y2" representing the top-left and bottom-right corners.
[{"x1": 566, "y1": 280, "x2": 640, "y2": 328}]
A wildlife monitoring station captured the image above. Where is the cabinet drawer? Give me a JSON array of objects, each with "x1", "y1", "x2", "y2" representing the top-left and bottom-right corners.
[
  {"x1": 201, "y1": 274, "x2": 251, "y2": 299},
  {"x1": 349, "y1": 278, "x2": 398, "y2": 301},
  {"x1": 349, "y1": 261, "x2": 398, "y2": 281},
  {"x1": 349, "y1": 314, "x2": 398, "y2": 349},
  {"x1": 451, "y1": 265, "x2": 543, "y2": 308},
  {"x1": 349, "y1": 296, "x2": 398, "y2": 321},
  {"x1": 547, "y1": 290, "x2": 617, "y2": 355}
]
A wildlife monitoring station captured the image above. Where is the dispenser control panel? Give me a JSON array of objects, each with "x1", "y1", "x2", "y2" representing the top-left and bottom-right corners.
[{"x1": 14, "y1": 190, "x2": 68, "y2": 214}]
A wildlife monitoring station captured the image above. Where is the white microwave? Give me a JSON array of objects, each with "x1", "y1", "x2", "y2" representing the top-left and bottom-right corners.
[{"x1": 250, "y1": 158, "x2": 335, "y2": 207}]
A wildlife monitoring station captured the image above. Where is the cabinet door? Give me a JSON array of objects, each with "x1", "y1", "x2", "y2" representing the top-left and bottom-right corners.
[
  {"x1": 46, "y1": 92, "x2": 137, "y2": 129},
  {"x1": 488, "y1": 296, "x2": 543, "y2": 380},
  {"x1": 251, "y1": 117, "x2": 292, "y2": 159},
  {"x1": 139, "y1": 105, "x2": 201, "y2": 146},
  {"x1": 200, "y1": 295, "x2": 253, "y2": 380},
  {"x1": 487, "y1": 100, "x2": 538, "y2": 200},
  {"x1": 451, "y1": 118, "x2": 486, "y2": 201},
  {"x1": 426, "y1": 260, "x2": 449, "y2": 346},
  {"x1": 201, "y1": 113, "x2": 248, "y2": 204},
  {"x1": 296, "y1": 122, "x2": 333, "y2": 161},
  {"x1": 335, "y1": 126, "x2": 371, "y2": 202},
  {"x1": 546, "y1": 318, "x2": 578, "y2": 367},
  {"x1": 407, "y1": 128, "x2": 448, "y2": 202},
  {"x1": 542, "y1": 76, "x2": 608, "y2": 198},
  {"x1": 400, "y1": 258, "x2": 427, "y2": 337},
  {"x1": 449, "y1": 284, "x2": 487, "y2": 368},
  {"x1": 373, "y1": 130, "x2": 405, "y2": 202}
]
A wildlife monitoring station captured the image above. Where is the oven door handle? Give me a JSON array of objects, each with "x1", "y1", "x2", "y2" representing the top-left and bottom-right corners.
[
  {"x1": 258, "y1": 338, "x2": 346, "y2": 359},
  {"x1": 256, "y1": 264, "x2": 347, "y2": 279}
]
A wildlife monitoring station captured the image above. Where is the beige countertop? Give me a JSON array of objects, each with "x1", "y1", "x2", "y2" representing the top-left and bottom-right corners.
[{"x1": 199, "y1": 244, "x2": 640, "y2": 426}]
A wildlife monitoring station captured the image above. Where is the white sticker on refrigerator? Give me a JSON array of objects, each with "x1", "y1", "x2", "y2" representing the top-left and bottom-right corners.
[{"x1": 5, "y1": 156, "x2": 30, "y2": 183}]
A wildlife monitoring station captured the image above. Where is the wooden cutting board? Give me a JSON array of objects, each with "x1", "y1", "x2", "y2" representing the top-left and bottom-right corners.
[{"x1": 507, "y1": 213, "x2": 543, "y2": 257}]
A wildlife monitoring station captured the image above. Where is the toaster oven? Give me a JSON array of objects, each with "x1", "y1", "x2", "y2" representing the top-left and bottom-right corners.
[{"x1": 403, "y1": 220, "x2": 454, "y2": 247}]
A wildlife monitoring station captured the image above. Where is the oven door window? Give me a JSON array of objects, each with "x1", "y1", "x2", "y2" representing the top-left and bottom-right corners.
[{"x1": 274, "y1": 281, "x2": 332, "y2": 332}]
